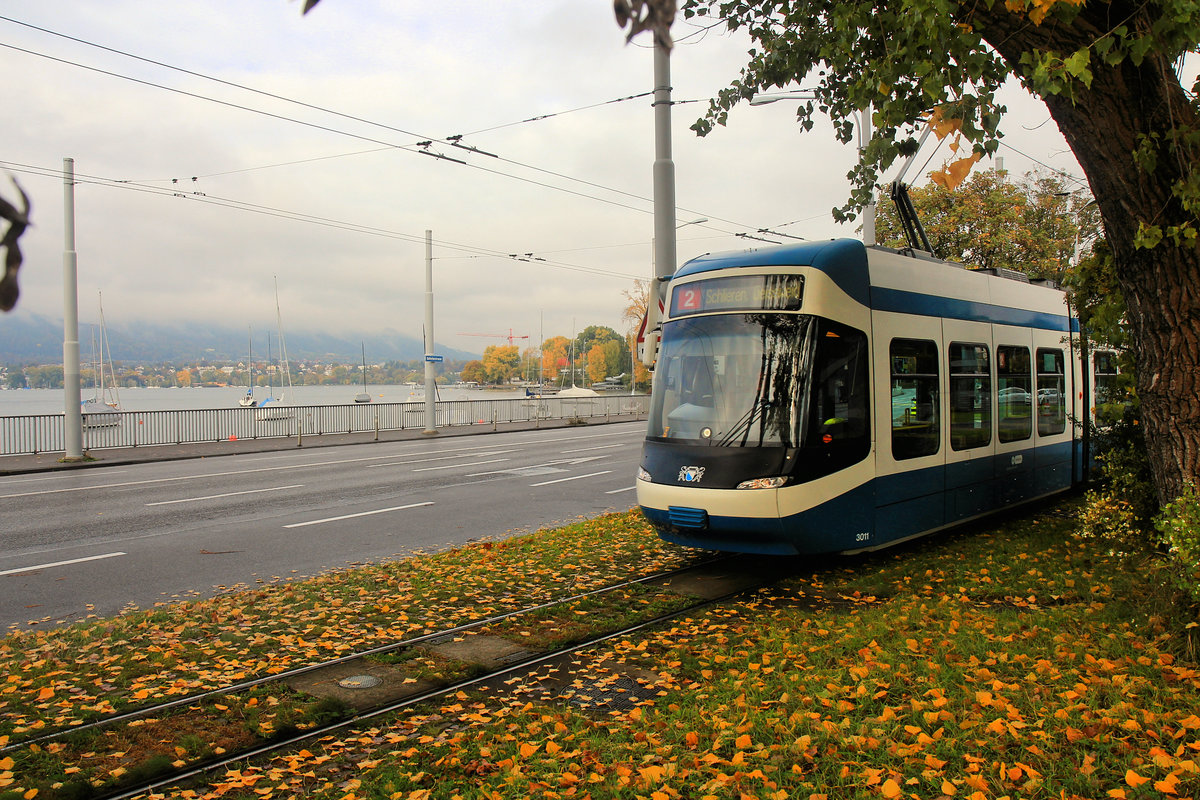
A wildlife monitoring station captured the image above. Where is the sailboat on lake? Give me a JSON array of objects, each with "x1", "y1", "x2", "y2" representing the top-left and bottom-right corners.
[
  {"x1": 556, "y1": 323, "x2": 598, "y2": 399},
  {"x1": 255, "y1": 280, "x2": 294, "y2": 421},
  {"x1": 81, "y1": 294, "x2": 122, "y2": 427},
  {"x1": 238, "y1": 327, "x2": 257, "y2": 407},
  {"x1": 255, "y1": 332, "x2": 292, "y2": 421},
  {"x1": 353, "y1": 342, "x2": 371, "y2": 403}
]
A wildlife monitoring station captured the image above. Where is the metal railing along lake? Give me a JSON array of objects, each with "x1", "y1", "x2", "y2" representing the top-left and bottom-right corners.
[{"x1": 0, "y1": 394, "x2": 650, "y2": 457}]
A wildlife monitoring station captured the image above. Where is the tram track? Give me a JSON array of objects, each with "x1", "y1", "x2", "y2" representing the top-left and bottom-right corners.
[
  {"x1": 100, "y1": 553, "x2": 797, "y2": 800},
  {"x1": 2, "y1": 557, "x2": 722, "y2": 756},
  {"x1": 5, "y1": 554, "x2": 814, "y2": 800}
]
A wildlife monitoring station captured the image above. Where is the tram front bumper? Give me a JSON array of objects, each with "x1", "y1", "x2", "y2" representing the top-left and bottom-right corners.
[{"x1": 636, "y1": 479, "x2": 796, "y2": 554}]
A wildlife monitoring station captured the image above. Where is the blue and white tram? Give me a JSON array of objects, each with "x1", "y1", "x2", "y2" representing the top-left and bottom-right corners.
[{"x1": 636, "y1": 238, "x2": 1089, "y2": 555}]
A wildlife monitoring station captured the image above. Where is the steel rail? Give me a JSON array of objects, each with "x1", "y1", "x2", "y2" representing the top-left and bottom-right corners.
[
  {"x1": 2, "y1": 555, "x2": 727, "y2": 754},
  {"x1": 104, "y1": 559, "x2": 773, "y2": 800}
]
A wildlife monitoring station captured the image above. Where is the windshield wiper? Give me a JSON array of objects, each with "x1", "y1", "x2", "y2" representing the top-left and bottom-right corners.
[{"x1": 717, "y1": 401, "x2": 771, "y2": 447}]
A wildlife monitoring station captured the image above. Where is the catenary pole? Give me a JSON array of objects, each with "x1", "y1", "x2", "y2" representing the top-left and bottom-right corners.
[
  {"x1": 62, "y1": 158, "x2": 83, "y2": 460},
  {"x1": 422, "y1": 229, "x2": 437, "y2": 435},
  {"x1": 644, "y1": 38, "x2": 675, "y2": 366}
]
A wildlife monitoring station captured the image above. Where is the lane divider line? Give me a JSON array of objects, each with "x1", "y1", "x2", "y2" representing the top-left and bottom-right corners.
[
  {"x1": 559, "y1": 443, "x2": 625, "y2": 453},
  {"x1": 145, "y1": 484, "x2": 304, "y2": 506},
  {"x1": 605, "y1": 486, "x2": 637, "y2": 494},
  {"x1": 530, "y1": 471, "x2": 612, "y2": 487},
  {"x1": 283, "y1": 501, "x2": 434, "y2": 529},
  {"x1": 411, "y1": 458, "x2": 509, "y2": 473},
  {"x1": 0, "y1": 552, "x2": 127, "y2": 577},
  {"x1": 366, "y1": 450, "x2": 514, "y2": 468}
]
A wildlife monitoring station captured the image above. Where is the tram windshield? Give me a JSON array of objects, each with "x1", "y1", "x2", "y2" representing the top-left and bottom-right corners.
[{"x1": 648, "y1": 313, "x2": 869, "y2": 450}]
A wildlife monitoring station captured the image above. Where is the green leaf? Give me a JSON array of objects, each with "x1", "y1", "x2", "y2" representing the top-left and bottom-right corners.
[
  {"x1": 1063, "y1": 49, "x2": 1092, "y2": 87},
  {"x1": 1133, "y1": 222, "x2": 1164, "y2": 250}
]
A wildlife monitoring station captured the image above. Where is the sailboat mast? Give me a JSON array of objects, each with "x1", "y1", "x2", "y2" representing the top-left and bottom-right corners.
[
  {"x1": 89, "y1": 327, "x2": 99, "y2": 402},
  {"x1": 274, "y1": 276, "x2": 292, "y2": 396},
  {"x1": 266, "y1": 332, "x2": 273, "y2": 397},
  {"x1": 98, "y1": 292, "x2": 120, "y2": 408}
]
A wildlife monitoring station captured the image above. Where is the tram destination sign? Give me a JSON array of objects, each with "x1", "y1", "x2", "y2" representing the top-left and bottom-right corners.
[{"x1": 670, "y1": 274, "x2": 805, "y2": 317}]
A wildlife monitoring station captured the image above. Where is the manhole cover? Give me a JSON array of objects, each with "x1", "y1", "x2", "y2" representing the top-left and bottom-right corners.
[
  {"x1": 562, "y1": 676, "x2": 656, "y2": 711},
  {"x1": 338, "y1": 674, "x2": 382, "y2": 689}
]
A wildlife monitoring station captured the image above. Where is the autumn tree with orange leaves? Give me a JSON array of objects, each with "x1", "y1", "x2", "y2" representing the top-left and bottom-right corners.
[
  {"x1": 481, "y1": 344, "x2": 520, "y2": 385},
  {"x1": 540, "y1": 336, "x2": 570, "y2": 384},
  {"x1": 685, "y1": 0, "x2": 1200, "y2": 506},
  {"x1": 874, "y1": 168, "x2": 1104, "y2": 281},
  {"x1": 622, "y1": 279, "x2": 652, "y2": 389}
]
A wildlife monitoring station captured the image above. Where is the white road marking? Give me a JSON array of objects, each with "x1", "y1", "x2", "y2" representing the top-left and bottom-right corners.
[
  {"x1": 605, "y1": 486, "x2": 637, "y2": 494},
  {"x1": 0, "y1": 552, "x2": 126, "y2": 576},
  {"x1": 411, "y1": 458, "x2": 509, "y2": 473},
  {"x1": 145, "y1": 484, "x2": 304, "y2": 506},
  {"x1": 560, "y1": 443, "x2": 625, "y2": 453},
  {"x1": 283, "y1": 501, "x2": 434, "y2": 529},
  {"x1": 530, "y1": 471, "x2": 612, "y2": 487},
  {"x1": 0, "y1": 470, "x2": 129, "y2": 486},
  {"x1": 367, "y1": 450, "x2": 514, "y2": 468},
  {"x1": 468, "y1": 454, "x2": 606, "y2": 477}
]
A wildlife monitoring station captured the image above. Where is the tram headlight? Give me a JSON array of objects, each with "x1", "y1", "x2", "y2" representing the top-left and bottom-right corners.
[
  {"x1": 637, "y1": 467, "x2": 652, "y2": 482},
  {"x1": 736, "y1": 476, "x2": 788, "y2": 490}
]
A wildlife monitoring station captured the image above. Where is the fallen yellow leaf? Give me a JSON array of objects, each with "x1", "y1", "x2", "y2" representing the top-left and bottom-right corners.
[{"x1": 1124, "y1": 770, "x2": 1150, "y2": 788}]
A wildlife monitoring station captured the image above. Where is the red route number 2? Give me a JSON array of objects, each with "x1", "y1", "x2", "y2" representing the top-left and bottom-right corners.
[{"x1": 677, "y1": 287, "x2": 702, "y2": 312}]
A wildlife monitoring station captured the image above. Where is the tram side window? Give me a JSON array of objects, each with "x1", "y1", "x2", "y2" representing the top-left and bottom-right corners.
[
  {"x1": 949, "y1": 343, "x2": 991, "y2": 451},
  {"x1": 1036, "y1": 348, "x2": 1066, "y2": 436},
  {"x1": 997, "y1": 345, "x2": 1032, "y2": 443},
  {"x1": 1094, "y1": 351, "x2": 1122, "y2": 426},
  {"x1": 809, "y1": 322, "x2": 870, "y2": 444},
  {"x1": 890, "y1": 339, "x2": 940, "y2": 459}
]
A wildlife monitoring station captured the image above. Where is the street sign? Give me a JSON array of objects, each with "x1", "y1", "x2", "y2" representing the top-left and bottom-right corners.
[{"x1": 425, "y1": 355, "x2": 444, "y2": 363}]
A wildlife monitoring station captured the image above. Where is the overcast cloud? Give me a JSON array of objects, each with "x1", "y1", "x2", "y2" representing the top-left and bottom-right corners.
[{"x1": 0, "y1": 1, "x2": 1100, "y2": 356}]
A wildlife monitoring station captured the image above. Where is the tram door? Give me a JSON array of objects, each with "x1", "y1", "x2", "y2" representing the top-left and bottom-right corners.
[
  {"x1": 993, "y1": 325, "x2": 1038, "y2": 505},
  {"x1": 872, "y1": 313, "x2": 945, "y2": 544},
  {"x1": 942, "y1": 320, "x2": 996, "y2": 521}
]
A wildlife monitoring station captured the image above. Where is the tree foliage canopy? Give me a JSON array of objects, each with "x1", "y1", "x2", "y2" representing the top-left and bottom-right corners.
[
  {"x1": 875, "y1": 168, "x2": 1101, "y2": 279},
  {"x1": 683, "y1": 0, "x2": 1200, "y2": 502},
  {"x1": 685, "y1": 0, "x2": 1198, "y2": 243}
]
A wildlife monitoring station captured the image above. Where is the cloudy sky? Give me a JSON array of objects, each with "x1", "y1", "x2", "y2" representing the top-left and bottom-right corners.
[{"x1": 0, "y1": 1, "x2": 1102, "y2": 356}]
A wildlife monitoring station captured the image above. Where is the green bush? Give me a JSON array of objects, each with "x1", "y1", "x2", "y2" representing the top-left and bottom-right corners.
[
  {"x1": 1077, "y1": 413, "x2": 1158, "y2": 554},
  {"x1": 1155, "y1": 483, "x2": 1200, "y2": 603}
]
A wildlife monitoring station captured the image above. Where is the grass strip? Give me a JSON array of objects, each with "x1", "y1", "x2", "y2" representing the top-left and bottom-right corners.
[{"x1": 4, "y1": 500, "x2": 1199, "y2": 800}]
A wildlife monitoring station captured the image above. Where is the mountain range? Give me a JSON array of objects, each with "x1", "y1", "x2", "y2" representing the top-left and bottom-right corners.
[{"x1": 0, "y1": 313, "x2": 480, "y2": 365}]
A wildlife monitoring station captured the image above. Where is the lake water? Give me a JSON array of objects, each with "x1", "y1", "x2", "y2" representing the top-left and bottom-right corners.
[{"x1": 0, "y1": 384, "x2": 535, "y2": 417}]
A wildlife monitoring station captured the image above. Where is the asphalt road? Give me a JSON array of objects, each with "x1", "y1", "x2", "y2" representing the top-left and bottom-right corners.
[{"x1": 0, "y1": 421, "x2": 647, "y2": 629}]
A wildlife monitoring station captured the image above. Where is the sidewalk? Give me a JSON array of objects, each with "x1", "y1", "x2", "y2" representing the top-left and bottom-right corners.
[{"x1": 0, "y1": 414, "x2": 645, "y2": 476}]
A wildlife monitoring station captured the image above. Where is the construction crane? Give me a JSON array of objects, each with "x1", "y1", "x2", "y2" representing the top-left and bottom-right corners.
[{"x1": 457, "y1": 329, "x2": 530, "y2": 346}]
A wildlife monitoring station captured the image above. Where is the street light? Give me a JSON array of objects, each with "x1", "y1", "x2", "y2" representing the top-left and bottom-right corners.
[
  {"x1": 656, "y1": 216, "x2": 707, "y2": 269},
  {"x1": 749, "y1": 92, "x2": 875, "y2": 245}
]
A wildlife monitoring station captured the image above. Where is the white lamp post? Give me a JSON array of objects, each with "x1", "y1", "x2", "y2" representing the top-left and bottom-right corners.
[{"x1": 749, "y1": 93, "x2": 875, "y2": 245}]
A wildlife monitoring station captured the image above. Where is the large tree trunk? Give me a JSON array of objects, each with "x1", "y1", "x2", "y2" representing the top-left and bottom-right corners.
[{"x1": 973, "y1": 4, "x2": 1200, "y2": 501}]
